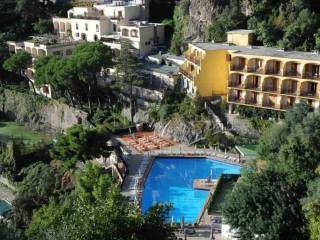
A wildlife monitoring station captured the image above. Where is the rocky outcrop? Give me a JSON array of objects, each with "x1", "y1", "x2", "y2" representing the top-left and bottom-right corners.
[
  {"x1": 183, "y1": 0, "x2": 251, "y2": 42},
  {"x1": 154, "y1": 117, "x2": 220, "y2": 144},
  {"x1": 0, "y1": 88, "x2": 89, "y2": 133},
  {"x1": 185, "y1": 0, "x2": 229, "y2": 42}
]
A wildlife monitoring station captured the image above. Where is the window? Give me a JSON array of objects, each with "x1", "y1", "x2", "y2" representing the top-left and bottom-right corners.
[
  {"x1": 113, "y1": 24, "x2": 117, "y2": 32},
  {"x1": 118, "y1": 11, "x2": 123, "y2": 19},
  {"x1": 85, "y1": 23, "x2": 88, "y2": 31},
  {"x1": 66, "y1": 49, "x2": 72, "y2": 55},
  {"x1": 53, "y1": 51, "x2": 61, "y2": 56},
  {"x1": 76, "y1": 32, "x2": 79, "y2": 37},
  {"x1": 96, "y1": 24, "x2": 99, "y2": 32},
  {"x1": 76, "y1": 23, "x2": 79, "y2": 30},
  {"x1": 81, "y1": 33, "x2": 87, "y2": 40}
]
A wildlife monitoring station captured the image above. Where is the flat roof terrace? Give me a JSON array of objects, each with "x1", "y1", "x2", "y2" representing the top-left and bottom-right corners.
[{"x1": 192, "y1": 42, "x2": 320, "y2": 62}]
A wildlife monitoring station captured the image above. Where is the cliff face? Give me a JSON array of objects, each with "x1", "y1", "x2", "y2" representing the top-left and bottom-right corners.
[
  {"x1": 177, "y1": 0, "x2": 251, "y2": 43},
  {"x1": 185, "y1": 0, "x2": 230, "y2": 42},
  {"x1": 0, "y1": 88, "x2": 89, "y2": 133}
]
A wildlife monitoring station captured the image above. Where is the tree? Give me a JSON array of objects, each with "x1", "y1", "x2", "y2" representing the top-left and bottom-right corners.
[
  {"x1": 17, "y1": 162, "x2": 61, "y2": 205},
  {"x1": 223, "y1": 169, "x2": 308, "y2": 240},
  {"x1": 67, "y1": 42, "x2": 112, "y2": 113},
  {"x1": 113, "y1": 39, "x2": 143, "y2": 123},
  {"x1": 280, "y1": 9, "x2": 320, "y2": 51},
  {"x1": 169, "y1": 0, "x2": 190, "y2": 54},
  {"x1": 0, "y1": 35, "x2": 8, "y2": 82},
  {"x1": 9, "y1": 162, "x2": 62, "y2": 229},
  {"x1": 75, "y1": 162, "x2": 113, "y2": 203},
  {"x1": 26, "y1": 163, "x2": 173, "y2": 240},
  {"x1": 2, "y1": 51, "x2": 35, "y2": 92},
  {"x1": 50, "y1": 125, "x2": 112, "y2": 169},
  {"x1": 207, "y1": 0, "x2": 246, "y2": 42},
  {"x1": 0, "y1": 142, "x2": 16, "y2": 180},
  {"x1": 224, "y1": 103, "x2": 320, "y2": 239},
  {"x1": 34, "y1": 56, "x2": 71, "y2": 102},
  {"x1": 302, "y1": 177, "x2": 320, "y2": 240},
  {"x1": 33, "y1": 19, "x2": 53, "y2": 35}
]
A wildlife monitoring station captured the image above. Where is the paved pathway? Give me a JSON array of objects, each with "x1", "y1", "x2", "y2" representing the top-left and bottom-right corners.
[{"x1": 0, "y1": 184, "x2": 15, "y2": 203}]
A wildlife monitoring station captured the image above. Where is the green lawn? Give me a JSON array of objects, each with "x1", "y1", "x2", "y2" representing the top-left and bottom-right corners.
[
  {"x1": 0, "y1": 121, "x2": 47, "y2": 145},
  {"x1": 208, "y1": 176, "x2": 239, "y2": 214},
  {"x1": 238, "y1": 144, "x2": 257, "y2": 157}
]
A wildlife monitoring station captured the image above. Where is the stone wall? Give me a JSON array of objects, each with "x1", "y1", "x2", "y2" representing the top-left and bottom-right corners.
[
  {"x1": 0, "y1": 88, "x2": 89, "y2": 133},
  {"x1": 154, "y1": 117, "x2": 220, "y2": 144}
]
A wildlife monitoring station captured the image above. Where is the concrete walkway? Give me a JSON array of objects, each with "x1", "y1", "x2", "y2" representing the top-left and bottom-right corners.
[{"x1": 0, "y1": 183, "x2": 15, "y2": 203}]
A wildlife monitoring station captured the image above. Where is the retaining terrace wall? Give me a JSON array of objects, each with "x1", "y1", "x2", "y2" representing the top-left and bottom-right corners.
[{"x1": 0, "y1": 88, "x2": 89, "y2": 133}]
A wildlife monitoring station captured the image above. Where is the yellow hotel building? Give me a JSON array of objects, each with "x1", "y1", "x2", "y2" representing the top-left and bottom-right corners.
[{"x1": 180, "y1": 30, "x2": 320, "y2": 111}]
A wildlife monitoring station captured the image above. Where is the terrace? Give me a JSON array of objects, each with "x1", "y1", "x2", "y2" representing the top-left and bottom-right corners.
[
  {"x1": 303, "y1": 63, "x2": 320, "y2": 80},
  {"x1": 281, "y1": 79, "x2": 299, "y2": 95},
  {"x1": 262, "y1": 77, "x2": 278, "y2": 92}
]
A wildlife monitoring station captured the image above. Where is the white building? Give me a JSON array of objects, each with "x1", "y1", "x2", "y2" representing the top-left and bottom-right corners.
[
  {"x1": 7, "y1": 35, "x2": 81, "y2": 98},
  {"x1": 52, "y1": 0, "x2": 164, "y2": 57}
]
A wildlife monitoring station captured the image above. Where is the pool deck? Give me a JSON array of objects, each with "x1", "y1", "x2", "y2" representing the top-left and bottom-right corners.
[
  {"x1": 120, "y1": 139, "x2": 243, "y2": 204},
  {"x1": 0, "y1": 183, "x2": 15, "y2": 203},
  {"x1": 119, "y1": 139, "x2": 242, "y2": 239}
]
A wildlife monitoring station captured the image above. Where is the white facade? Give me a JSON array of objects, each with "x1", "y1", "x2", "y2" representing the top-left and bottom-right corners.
[
  {"x1": 52, "y1": 0, "x2": 164, "y2": 57},
  {"x1": 7, "y1": 37, "x2": 81, "y2": 98}
]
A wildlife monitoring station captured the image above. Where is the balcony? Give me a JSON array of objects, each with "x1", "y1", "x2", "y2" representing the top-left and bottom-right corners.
[
  {"x1": 247, "y1": 67, "x2": 264, "y2": 74},
  {"x1": 303, "y1": 72, "x2": 320, "y2": 80},
  {"x1": 281, "y1": 88, "x2": 298, "y2": 96},
  {"x1": 184, "y1": 54, "x2": 201, "y2": 65},
  {"x1": 262, "y1": 101, "x2": 276, "y2": 108},
  {"x1": 265, "y1": 69, "x2": 281, "y2": 76},
  {"x1": 230, "y1": 65, "x2": 245, "y2": 71},
  {"x1": 231, "y1": 56, "x2": 246, "y2": 72},
  {"x1": 300, "y1": 91, "x2": 319, "y2": 99},
  {"x1": 284, "y1": 70, "x2": 301, "y2": 78},
  {"x1": 262, "y1": 86, "x2": 279, "y2": 93},
  {"x1": 180, "y1": 68, "x2": 196, "y2": 80},
  {"x1": 228, "y1": 82, "x2": 244, "y2": 88},
  {"x1": 300, "y1": 82, "x2": 319, "y2": 99},
  {"x1": 303, "y1": 63, "x2": 320, "y2": 80},
  {"x1": 265, "y1": 60, "x2": 281, "y2": 76},
  {"x1": 245, "y1": 75, "x2": 261, "y2": 90}
]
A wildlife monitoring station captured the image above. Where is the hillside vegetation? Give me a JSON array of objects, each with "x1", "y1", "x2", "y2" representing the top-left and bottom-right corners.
[{"x1": 171, "y1": 0, "x2": 320, "y2": 54}]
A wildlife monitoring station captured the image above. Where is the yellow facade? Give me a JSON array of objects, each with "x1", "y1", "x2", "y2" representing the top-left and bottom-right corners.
[
  {"x1": 180, "y1": 44, "x2": 230, "y2": 97},
  {"x1": 180, "y1": 33, "x2": 320, "y2": 111},
  {"x1": 227, "y1": 30, "x2": 255, "y2": 46},
  {"x1": 228, "y1": 54, "x2": 320, "y2": 111}
]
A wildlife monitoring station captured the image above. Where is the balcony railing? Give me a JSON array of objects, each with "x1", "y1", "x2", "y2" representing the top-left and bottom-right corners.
[
  {"x1": 247, "y1": 67, "x2": 263, "y2": 73},
  {"x1": 228, "y1": 97, "x2": 244, "y2": 103},
  {"x1": 265, "y1": 69, "x2": 281, "y2": 76},
  {"x1": 262, "y1": 86, "x2": 279, "y2": 93},
  {"x1": 180, "y1": 68, "x2": 195, "y2": 80},
  {"x1": 184, "y1": 55, "x2": 201, "y2": 65},
  {"x1": 230, "y1": 65, "x2": 245, "y2": 71},
  {"x1": 280, "y1": 104, "x2": 293, "y2": 110},
  {"x1": 300, "y1": 92, "x2": 319, "y2": 98},
  {"x1": 303, "y1": 72, "x2": 320, "y2": 80},
  {"x1": 245, "y1": 99, "x2": 258, "y2": 105},
  {"x1": 262, "y1": 102, "x2": 276, "y2": 108},
  {"x1": 284, "y1": 70, "x2": 301, "y2": 78},
  {"x1": 228, "y1": 83, "x2": 244, "y2": 88},
  {"x1": 245, "y1": 85, "x2": 261, "y2": 90},
  {"x1": 281, "y1": 88, "x2": 298, "y2": 95}
]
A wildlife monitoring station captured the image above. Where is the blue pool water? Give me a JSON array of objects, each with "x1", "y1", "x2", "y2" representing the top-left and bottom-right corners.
[{"x1": 141, "y1": 157, "x2": 241, "y2": 223}]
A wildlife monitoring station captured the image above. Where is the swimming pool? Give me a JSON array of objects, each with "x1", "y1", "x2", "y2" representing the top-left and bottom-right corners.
[
  {"x1": 0, "y1": 200, "x2": 11, "y2": 216},
  {"x1": 141, "y1": 157, "x2": 241, "y2": 223}
]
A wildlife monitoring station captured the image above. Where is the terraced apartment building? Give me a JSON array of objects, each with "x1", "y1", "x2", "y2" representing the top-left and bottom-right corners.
[{"x1": 180, "y1": 29, "x2": 320, "y2": 111}]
